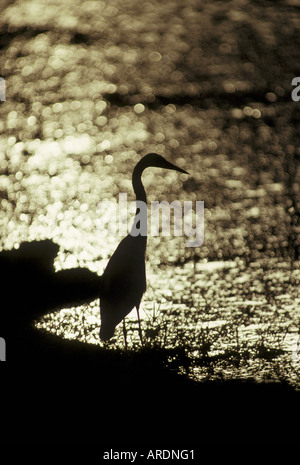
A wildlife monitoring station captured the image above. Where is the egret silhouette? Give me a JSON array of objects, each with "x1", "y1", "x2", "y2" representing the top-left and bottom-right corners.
[{"x1": 99, "y1": 153, "x2": 189, "y2": 345}]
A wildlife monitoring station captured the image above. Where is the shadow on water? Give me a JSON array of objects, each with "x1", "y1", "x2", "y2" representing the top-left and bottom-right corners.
[{"x1": 1, "y1": 240, "x2": 299, "y2": 444}]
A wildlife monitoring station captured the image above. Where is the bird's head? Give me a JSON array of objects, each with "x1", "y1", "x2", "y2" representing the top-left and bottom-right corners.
[{"x1": 137, "y1": 153, "x2": 189, "y2": 175}]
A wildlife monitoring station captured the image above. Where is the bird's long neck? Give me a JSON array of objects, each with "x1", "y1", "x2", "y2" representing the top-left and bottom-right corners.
[
  {"x1": 132, "y1": 164, "x2": 147, "y2": 204},
  {"x1": 131, "y1": 163, "x2": 147, "y2": 237}
]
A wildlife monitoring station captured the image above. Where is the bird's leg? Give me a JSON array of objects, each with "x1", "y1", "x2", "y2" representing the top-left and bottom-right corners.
[
  {"x1": 123, "y1": 318, "x2": 128, "y2": 350},
  {"x1": 136, "y1": 306, "x2": 143, "y2": 345}
]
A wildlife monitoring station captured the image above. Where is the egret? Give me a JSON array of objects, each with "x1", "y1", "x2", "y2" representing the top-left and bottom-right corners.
[{"x1": 99, "y1": 153, "x2": 189, "y2": 345}]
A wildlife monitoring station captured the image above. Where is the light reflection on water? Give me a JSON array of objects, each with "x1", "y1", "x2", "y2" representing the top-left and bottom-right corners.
[
  {"x1": 0, "y1": 0, "x2": 299, "y2": 389},
  {"x1": 36, "y1": 259, "x2": 300, "y2": 386},
  {"x1": 1, "y1": 128, "x2": 300, "y2": 385}
]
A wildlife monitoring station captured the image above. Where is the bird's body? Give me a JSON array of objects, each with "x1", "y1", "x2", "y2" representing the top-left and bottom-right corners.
[
  {"x1": 100, "y1": 233, "x2": 146, "y2": 341},
  {"x1": 99, "y1": 153, "x2": 188, "y2": 343}
]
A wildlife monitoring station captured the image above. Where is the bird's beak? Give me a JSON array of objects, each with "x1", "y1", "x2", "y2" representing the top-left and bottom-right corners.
[
  {"x1": 175, "y1": 166, "x2": 190, "y2": 175},
  {"x1": 164, "y1": 160, "x2": 190, "y2": 175}
]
